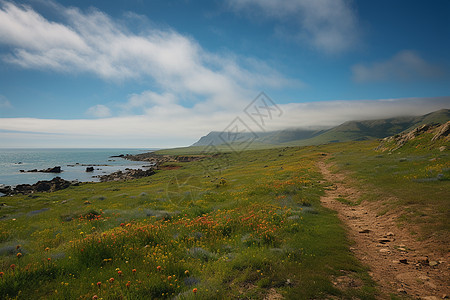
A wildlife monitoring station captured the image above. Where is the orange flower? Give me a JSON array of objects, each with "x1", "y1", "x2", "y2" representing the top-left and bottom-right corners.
[
  {"x1": 16, "y1": 253, "x2": 22, "y2": 259},
  {"x1": 126, "y1": 281, "x2": 131, "y2": 288},
  {"x1": 109, "y1": 277, "x2": 114, "y2": 283},
  {"x1": 193, "y1": 288, "x2": 198, "y2": 293},
  {"x1": 184, "y1": 270, "x2": 189, "y2": 275},
  {"x1": 118, "y1": 270, "x2": 123, "y2": 276},
  {"x1": 0, "y1": 272, "x2": 4, "y2": 277},
  {"x1": 92, "y1": 295, "x2": 98, "y2": 300},
  {"x1": 167, "y1": 276, "x2": 172, "y2": 281},
  {"x1": 45, "y1": 247, "x2": 50, "y2": 252},
  {"x1": 156, "y1": 266, "x2": 161, "y2": 271},
  {"x1": 97, "y1": 281, "x2": 101, "y2": 287},
  {"x1": 132, "y1": 268, "x2": 136, "y2": 273},
  {"x1": 10, "y1": 264, "x2": 16, "y2": 270},
  {"x1": 47, "y1": 258, "x2": 51, "y2": 262}
]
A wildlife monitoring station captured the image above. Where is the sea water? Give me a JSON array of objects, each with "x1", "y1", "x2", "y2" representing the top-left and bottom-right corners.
[{"x1": 0, "y1": 148, "x2": 157, "y2": 188}]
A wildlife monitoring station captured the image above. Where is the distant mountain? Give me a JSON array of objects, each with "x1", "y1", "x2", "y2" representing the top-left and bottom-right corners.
[
  {"x1": 192, "y1": 109, "x2": 450, "y2": 147},
  {"x1": 288, "y1": 108, "x2": 450, "y2": 146},
  {"x1": 192, "y1": 129, "x2": 324, "y2": 147}
]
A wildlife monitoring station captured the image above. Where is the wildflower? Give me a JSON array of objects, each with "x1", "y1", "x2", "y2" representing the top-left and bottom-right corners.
[
  {"x1": 47, "y1": 258, "x2": 51, "y2": 262},
  {"x1": 16, "y1": 253, "x2": 22, "y2": 259},
  {"x1": 0, "y1": 272, "x2": 3, "y2": 278},
  {"x1": 10, "y1": 264, "x2": 16, "y2": 270},
  {"x1": 45, "y1": 247, "x2": 50, "y2": 251},
  {"x1": 193, "y1": 288, "x2": 198, "y2": 293},
  {"x1": 120, "y1": 223, "x2": 125, "y2": 227},
  {"x1": 126, "y1": 281, "x2": 131, "y2": 288},
  {"x1": 97, "y1": 282, "x2": 101, "y2": 287},
  {"x1": 185, "y1": 270, "x2": 189, "y2": 275},
  {"x1": 167, "y1": 276, "x2": 172, "y2": 281},
  {"x1": 156, "y1": 265, "x2": 161, "y2": 271},
  {"x1": 92, "y1": 296, "x2": 98, "y2": 300},
  {"x1": 109, "y1": 277, "x2": 114, "y2": 283},
  {"x1": 118, "y1": 270, "x2": 123, "y2": 276},
  {"x1": 132, "y1": 269, "x2": 136, "y2": 273}
]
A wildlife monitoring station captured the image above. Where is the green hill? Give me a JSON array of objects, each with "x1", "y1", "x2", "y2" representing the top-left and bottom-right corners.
[
  {"x1": 192, "y1": 109, "x2": 450, "y2": 148},
  {"x1": 288, "y1": 108, "x2": 450, "y2": 146}
]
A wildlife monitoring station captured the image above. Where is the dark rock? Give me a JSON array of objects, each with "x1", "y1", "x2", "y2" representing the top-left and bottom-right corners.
[
  {"x1": 0, "y1": 186, "x2": 12, "y2": 195},
  {"x1": 21, "y1": 166, "x2": 62, "y2": 173},
  {"x1": 378, "y1": 238, "x2": 392, "y2": 243},
  {"x1": 97, "y1": 168, "x2": 156, "y2": 182},
  {"x1": 109, "y1": 154, "x2": 124, "y2": 158},
  {"x1": 42, "y1": 166, "x2": 61, "y2": 173},
  {"x1": 399, "y1": 259, "x2": 408, "y2": 264},
  {"x1": 86, "y1": 167, "x2": 94, "y2": 172},
  {"x1": 3, "y1": 177, "x2": 72, "y2": 196},
  {"x1": 34, "y1": 181, "x2": 52, "y2": 192}
]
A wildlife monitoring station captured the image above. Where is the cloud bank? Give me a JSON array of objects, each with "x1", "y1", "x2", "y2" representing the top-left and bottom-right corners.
[
  {"x1": 352, "y1": 50, "x2": 445, "y2": 82},
  {"x1": 226, "y1": 0, "x2": 360, "y2": 54},
  {"x1": 0, "y1": 97, "x2": 448, "y2": 148}
]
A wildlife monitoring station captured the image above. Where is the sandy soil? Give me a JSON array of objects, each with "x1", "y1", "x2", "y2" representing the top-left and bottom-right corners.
[{"x1": 318, "y1": 160, "x2": 449, "y2": 299}]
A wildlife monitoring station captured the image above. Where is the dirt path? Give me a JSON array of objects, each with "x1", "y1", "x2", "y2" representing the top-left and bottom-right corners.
[{"x1": 318, "y1": 160, "x2": 449, "y2": 300}]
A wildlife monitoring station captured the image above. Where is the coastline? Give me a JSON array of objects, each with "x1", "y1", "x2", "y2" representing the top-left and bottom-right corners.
[
  {"x1": 0, "y1": 149, "x2": 161, "y2": 196},
  {"x1": 0, "y1": 151, "x2": 206, "y2": 196}
]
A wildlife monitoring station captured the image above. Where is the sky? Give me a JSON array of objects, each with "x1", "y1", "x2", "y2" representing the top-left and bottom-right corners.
[{"x1": 0, "y1": 0, "x2": 449, "y2": 148}]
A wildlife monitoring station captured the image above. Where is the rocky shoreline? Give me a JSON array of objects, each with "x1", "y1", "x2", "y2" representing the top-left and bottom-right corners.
[
  {"x1": 19, "y1": 166, "x2": 62, "y2": 173},
  {"x1": 0, "y1": 152, "x2": 208, "y2": 196},
  {"x1": 0, "y1": 177, "x2": 75, "y2": 196},
  {"x1": 95, "y1": 168, "x2": 156, "y2": 182},
  {"x1": 123, "y1": 152, "x2": 206, "y2": 166}
]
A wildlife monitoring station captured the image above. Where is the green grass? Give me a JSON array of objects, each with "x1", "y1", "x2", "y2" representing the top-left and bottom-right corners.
[
  {"x1": 0, "y1": 147, "x2": 376, "y2": 299},
  {"x1": 1, "y1": 131, "x2": 447, "y2": 299},
  {"x1": 322, "y1": 134, "x2": 450, "y2": 246}
]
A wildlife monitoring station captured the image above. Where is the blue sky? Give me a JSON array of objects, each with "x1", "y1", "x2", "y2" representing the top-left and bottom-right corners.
[{"x1": 0, "y1": 0, "x2": 449, "y2": 147}]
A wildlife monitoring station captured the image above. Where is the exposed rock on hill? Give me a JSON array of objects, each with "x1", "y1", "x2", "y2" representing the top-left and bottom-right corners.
[{"x1": 376, "y1": 121, "x2": 450, "y2": 152}]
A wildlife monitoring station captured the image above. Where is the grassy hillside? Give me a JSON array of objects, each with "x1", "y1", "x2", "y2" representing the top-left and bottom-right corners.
[
  {"x1": 0, "y1": 147, "x2": 376, "y2": 299},
  {"x1": 323, "y1": 127, "x2": 450, "y2": 248},
  {"x1": 0, "y1": 124, "x2": 448, "y2": 299},
  {"x1": 192, "y1": 109, "x2": 450, "y2": 148},
  {"x1": 192, "y1": 129, "x2": 323, "y2": 147},
  {"x1": 286, "y1": 108, "x2": 450, "y2": 146}
]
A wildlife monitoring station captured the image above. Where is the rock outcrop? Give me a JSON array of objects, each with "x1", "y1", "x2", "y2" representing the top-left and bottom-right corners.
[
  {"x1": 376, "y1": 121, "x2": 450, "y2": 152},
  {"x1": 0, "y1": 177, "x2": 73, "y2": 196},
  {"x1": 20, "y1": 166, "x2": 62, "y2": 173},
  {"x1": 96, "y1": 168, "x2": 156, "y2": 182}
]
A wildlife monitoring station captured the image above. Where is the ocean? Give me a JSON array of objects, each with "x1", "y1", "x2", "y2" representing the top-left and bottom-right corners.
[{"x1": 0, "y1": 148, "x2": 157, "y2": 189}]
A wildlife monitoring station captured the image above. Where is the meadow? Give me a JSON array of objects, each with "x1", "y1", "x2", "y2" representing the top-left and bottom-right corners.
[{"x1": 0, "y1": 134, "x2": 448, "y2": 299}]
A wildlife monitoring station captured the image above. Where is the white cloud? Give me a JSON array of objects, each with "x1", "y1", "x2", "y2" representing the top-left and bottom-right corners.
[
  {"x1": 0, "y1": 97, "x2": 448, "y2": 148},
  {"x1": 226, "y1": 0, "x2": 359, "y2": 54},
  {"x1": 352, "y1": 50, "x2": 444, "y2": 82},
  {"x1": 0, "y1": 95, "x2": 12, "y2": 108},
  {"x1": 0, "y1": 1, "x2": 298, "y2": 113},
  {"x1": 86, "y1": 104, "x2": 112, "y2": 118}
]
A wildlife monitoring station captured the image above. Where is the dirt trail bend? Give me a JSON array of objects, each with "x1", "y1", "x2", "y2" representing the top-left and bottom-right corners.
[{"x1": 318, "y1": 160, "x2": 449, "y2": 300}]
